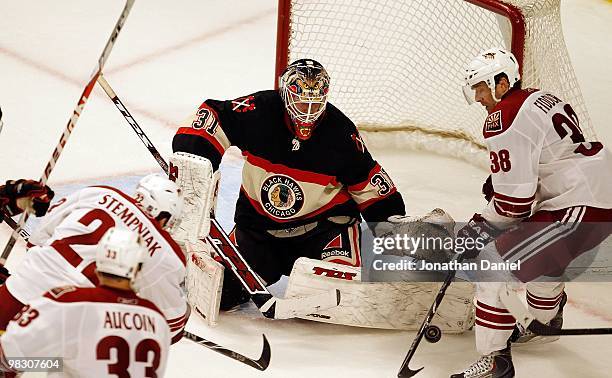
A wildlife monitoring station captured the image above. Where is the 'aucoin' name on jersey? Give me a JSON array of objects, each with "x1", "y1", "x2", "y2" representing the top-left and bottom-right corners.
[
  {"x1": 99, "y1": 194, "x2": 162, "y2": 255},
  {"x1": 103, "y1": 310, "x2": 157, "y2": 334}
]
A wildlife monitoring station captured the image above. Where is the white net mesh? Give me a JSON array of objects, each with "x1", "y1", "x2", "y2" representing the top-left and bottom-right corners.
[{"x1": 281, "y1": 0, "x2": 595, "y2": 167}]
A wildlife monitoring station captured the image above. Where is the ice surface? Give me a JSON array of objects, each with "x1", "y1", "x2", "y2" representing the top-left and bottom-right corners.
[{"x1": 1, "y1": 1, "x2": 611, "y2": 377}]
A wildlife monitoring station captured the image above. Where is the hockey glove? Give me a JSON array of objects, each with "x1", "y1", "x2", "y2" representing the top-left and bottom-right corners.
[
  {"x1": 373, "y1": 209, "x2": 456, "y2": 263},
  {"x1": 482, "y1": 175, "x2": 494, "y2": 202},
  {"x1": 0, "y1": 265, "x2": 9, "y2": 285},
  {"x1": 0, "y1": 179, "x2": 55, "y2": 217},
  {"x1": 455, "y1": 213, "x2": 501, "y2": 259}
]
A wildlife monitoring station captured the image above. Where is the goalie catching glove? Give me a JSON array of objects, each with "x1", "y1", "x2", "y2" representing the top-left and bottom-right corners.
[
  {"x1": 374, "y1": 208, "x2": 456, "y2": 264},
  {"x1": 0, "y1": 179, "x2": 54, "y2": 219},
  {"x1": 455, "y1": 213, "x2": 502, "y2": 259}
]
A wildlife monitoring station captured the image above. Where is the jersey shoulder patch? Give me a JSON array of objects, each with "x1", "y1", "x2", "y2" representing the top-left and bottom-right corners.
[
  {"x1": 483, "y1": 88, "x2": 539, "y2": 139},
  {"x1": 230, "y1": 95, "x2": 256, "y2": 113},
  {"x1": 46, "y1": 285, "x2": 78, "y2": 300}
]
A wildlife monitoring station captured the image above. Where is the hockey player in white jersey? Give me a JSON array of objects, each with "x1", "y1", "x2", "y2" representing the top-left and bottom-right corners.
[
  {"x1": 452, "y1": 48, "x2": 612, "y2": 378},
  {"x1": 0, "y1": 228, "x2": 171, "y2": 377},
  {"x1": 0, "y1": 174, "x2": 188, "y2": 344}
]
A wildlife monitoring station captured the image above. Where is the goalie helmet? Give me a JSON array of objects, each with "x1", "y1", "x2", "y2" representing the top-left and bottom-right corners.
[
  {"x1": 462, "y1": 48, "x2": 520, "y2": 104},
  {"x1": 96, "y1": 228, "x2": 146, "y2": 285},
  {"x1": 135, "y1": 174, "x2": 184, "y2": 230},
  {"x1": 279, "y1": 59, "x2": 330, "y2": 140}
]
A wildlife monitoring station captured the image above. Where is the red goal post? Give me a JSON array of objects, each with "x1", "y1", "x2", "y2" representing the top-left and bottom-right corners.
[{"x1": 275, "y1": 0, "x2": 595, "y2": 166}]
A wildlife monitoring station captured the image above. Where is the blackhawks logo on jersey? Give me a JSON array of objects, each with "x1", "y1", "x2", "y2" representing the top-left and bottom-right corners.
[{"x1": 260, "y1": 175, "x2": 304, "y2": 219}]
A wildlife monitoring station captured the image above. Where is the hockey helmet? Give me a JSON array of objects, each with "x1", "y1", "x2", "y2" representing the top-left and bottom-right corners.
[
  {"x1": 96, "y1": 228, "x2": 147, "y2": 285},
  {"x1": 135, "y1": 174, "x2": 184, "y2": 230},
  {"x1": 279, "y1": 59, "x2": 330, "y2": 140},
  {"x1": 463, "y1": 48, "x2": 520, "y2": 104}
]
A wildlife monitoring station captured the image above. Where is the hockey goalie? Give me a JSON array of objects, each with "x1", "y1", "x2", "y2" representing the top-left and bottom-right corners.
[{"x1": 168, "y1": 59, "x2": 474, "y2": 332}]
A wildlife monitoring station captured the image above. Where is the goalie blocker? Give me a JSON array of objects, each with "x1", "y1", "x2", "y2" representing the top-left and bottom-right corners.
[
  {"x1": 168, "y1": 152, "x2": 220, "y2": 244},
  {"x1": 167, "y1": 152, "x2": 222, "y2": 324}
]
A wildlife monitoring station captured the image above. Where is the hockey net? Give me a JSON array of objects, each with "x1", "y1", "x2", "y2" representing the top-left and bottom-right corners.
[{"x1": 275, "y1": 0, "x2": 595, "y2": 167}]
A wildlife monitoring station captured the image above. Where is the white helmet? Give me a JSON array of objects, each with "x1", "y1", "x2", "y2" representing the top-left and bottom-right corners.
[
  {"x1": 96, "y1": 228, "x2": 147, "y2": 285},
  {"x1": 462, "y1": 48, "x2": 520, "y2": 104},
  {"x1": 135, "y1": 174, "x2": 184, "y2": 229}
]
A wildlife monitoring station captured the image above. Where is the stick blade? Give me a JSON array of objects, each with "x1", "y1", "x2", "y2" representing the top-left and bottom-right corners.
[
  {"x1": 255, "y1": 334, "x2": 272, "y2": 371},
  {"x1": 184, "y1": 331, "x2": 271, "y2": 371},
  {"x1": 397, "y1": 365, "x2": 423, "y2": 378}
]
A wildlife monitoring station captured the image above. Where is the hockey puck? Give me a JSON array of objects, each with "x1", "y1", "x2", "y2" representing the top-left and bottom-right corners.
[{"x1": 424, "y1": 325, "x2": 442, "y2": 343}]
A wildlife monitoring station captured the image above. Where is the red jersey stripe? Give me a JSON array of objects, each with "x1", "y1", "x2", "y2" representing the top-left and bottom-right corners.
[
  {"x1": 243, "y1": 151, "x2": 339, "y2": 187},
  {"x1": 176, "y1": 126, "x2": 226, "y2": 156}
]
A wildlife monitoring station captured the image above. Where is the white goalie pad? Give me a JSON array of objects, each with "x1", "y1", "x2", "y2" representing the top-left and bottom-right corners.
[
  {"x1": 285, "y1": 257, "x2": 474, "y2": 333},
  {"x1": 185, "y1": 240, "x2": 224, "y2": 326},
  {"x1": 169, "y1": 152, "x2": 220, "y2": 244}
]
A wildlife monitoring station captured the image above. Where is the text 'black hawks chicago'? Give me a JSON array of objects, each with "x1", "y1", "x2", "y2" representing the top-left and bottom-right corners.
[{"x1": 173, "y1": 59, "x2": 406, "y2": 309}]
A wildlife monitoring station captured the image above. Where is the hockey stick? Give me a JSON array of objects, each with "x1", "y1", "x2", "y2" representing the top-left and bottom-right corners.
[
  {"x1": 206, "y1": 218, "x2": 341, "y2": 319},
  {"x1": 97, "y1": 76, "x2": 340, "y2": 319},
  {"x1": 499, "y1": 285, "x2": 612, "y2": 337},
  {"x1": 0, "y1": 215, "x2": 31, "y2": 241},
  {"x1": 397, "y1": 254, "x2": 465, "y2": 378},
  {"x1": 0, "y1": 0, "x2": 135, "y2": 264},
  {"x1": 183, "y1": 331, "x2": 271, "y2": 371},
  {"x1": 96, "y1": 74, "x2": 169, "y2": 172}
]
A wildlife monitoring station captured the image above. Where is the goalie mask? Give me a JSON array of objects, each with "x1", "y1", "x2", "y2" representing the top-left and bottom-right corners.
[
  {"x1": 463, "y1": 48, "x2": 520, "y2": 105},
  {"x1": 279, "y1": 59, "x2": 330, "y2": 140},
  {"x1": 135, "y1": 174, "x2": 184, "y2": 230}
]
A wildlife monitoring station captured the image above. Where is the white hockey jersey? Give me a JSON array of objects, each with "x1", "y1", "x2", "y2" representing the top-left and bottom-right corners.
[
  {"x1": 0, "y1": 286, "x2": 170, "y2": 378},
  {"x1": 481, "y1": 89, "x2": 612, "y2": 227},
  {"x1": 27, "y1": 185, "x2": 188, "y2": 342}
]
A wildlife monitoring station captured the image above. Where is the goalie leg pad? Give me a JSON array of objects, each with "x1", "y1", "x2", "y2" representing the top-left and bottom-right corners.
[
  {"x1": 169, "y1": 152, "x2": 220, "y2": 244},
  {"x1": 185, "y1": 241, "x2": 224, "y2": 326},
  {"x1": 285, "y1": 257, "x2": 474, "y2": 332}
]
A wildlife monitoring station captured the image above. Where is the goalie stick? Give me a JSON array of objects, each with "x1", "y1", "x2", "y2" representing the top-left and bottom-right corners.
[
  {"x1": 97, "y1": 76, "x2": 340, "y2": 319},
  {"x1": 183, "y1": 331, "x2": 271, "y2": 371},
  {"x1": 0, "y1": 0, "x2": 135, "y2": 265},
  {"x1": 206, "y1": 218, "x2": 341, "y2": 319}
]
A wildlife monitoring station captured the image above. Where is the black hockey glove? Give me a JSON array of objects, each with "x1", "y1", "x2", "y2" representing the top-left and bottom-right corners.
[
  {"x1": 0, "y1": 265, "x2": 9, "y2": 285},
  {"x1": 0, "y1": 179, "x2": 55, "y2": 217},
  {"x1": 482, "y1": 175, "x2": 494, "y2": 202},
  {"x1": 455, "y1": 213, "x2": 501, "y2": 259}
]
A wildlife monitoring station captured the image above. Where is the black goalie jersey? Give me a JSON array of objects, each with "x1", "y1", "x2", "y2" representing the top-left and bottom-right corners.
[{"x1": 172, "y1": 90, "x2": 405, "y2": 231}]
